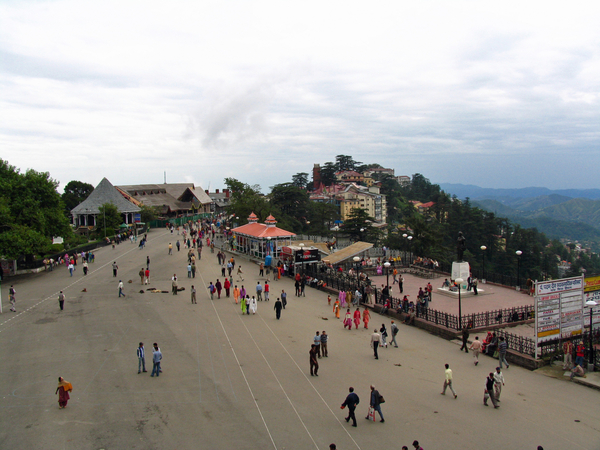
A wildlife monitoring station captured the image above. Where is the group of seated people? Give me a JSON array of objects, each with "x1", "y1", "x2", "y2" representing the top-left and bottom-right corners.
[{"x1": 412, "y1": 256, "x2": 439, "y2": 270}]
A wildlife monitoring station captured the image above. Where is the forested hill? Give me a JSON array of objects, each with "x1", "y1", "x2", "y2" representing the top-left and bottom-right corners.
[{"x1": 440, "y1": 183, "x2": 600, "y2": 201}]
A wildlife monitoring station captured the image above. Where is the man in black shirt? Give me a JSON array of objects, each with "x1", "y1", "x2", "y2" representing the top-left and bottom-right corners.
[{"x1": 341, "y1": 387, "x2": 360, "y2": 427}]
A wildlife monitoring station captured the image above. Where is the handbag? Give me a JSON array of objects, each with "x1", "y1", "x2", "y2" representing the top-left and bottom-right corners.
[
  {"x1": 379, "y1": 395, "x2": 385, "y2": 404},
  {"x1": 493, "y1": 350, "x2": 499, "y2": 359}
]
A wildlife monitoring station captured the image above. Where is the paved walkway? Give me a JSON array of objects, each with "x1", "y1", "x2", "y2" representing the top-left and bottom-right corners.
[
  {"x1": 369, "y1": 272, "x2": 534, "y2": 314},
  {"x1": 0, "y1": 230, "x2": 598, "y2": 450}
]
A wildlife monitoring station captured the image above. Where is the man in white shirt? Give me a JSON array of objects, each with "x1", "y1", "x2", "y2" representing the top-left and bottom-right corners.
[
  {"x1": 441, "y1": 363, "x2": 457, "y2": 398},
  {"x1": 493, "y1": 367, "x2": 505, "y2": 400}
]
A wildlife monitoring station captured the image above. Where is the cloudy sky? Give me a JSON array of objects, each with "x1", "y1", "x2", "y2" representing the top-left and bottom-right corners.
[{"x1": 1, "y1": 0, "x2": 599, "y2": 193}]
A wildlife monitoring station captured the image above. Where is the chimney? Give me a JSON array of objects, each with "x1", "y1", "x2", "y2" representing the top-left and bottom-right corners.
[
  {"x1": 205, "y1": 190, "x2": 209, "y2": 194},
  {"x1": 216, "y1": 189, "x2": 219, "y2": 194},
  {"x1": 225, "y1": 189, "x2": 230, "y2": 198}
]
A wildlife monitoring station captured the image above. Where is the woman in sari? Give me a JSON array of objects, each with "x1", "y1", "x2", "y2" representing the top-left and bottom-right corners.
[
  {"x1": 333, "y1": 299, "x2": 340, "y2": 319},
  {"x1": 363, "y1": 307, "x2": 371, "y2": 329},
  {"x1": 233, "y1": 285, "x2": 240, "y2": 304},
  {"x1": 55, "y1": 377, "x2": 72, "y2": 409},
  {"x1": 353, "y1": 307, "x2": 361, "y2": 329},
  {"x1": 240, "y1": 296, "x2": 247, "y2": 314}
]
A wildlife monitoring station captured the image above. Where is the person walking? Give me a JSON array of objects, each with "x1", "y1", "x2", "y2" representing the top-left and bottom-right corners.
[
  {"x1": 380, "y1": 324, "x2": 388, "y2": 348},
  {"x1": 264, "y1": 281, "x2": 270, "y2": 301},
  {"x1": 470, "y1": 336, "x2": 482, "y2": 365},
  {"x1": 256, "y1": 282, "x2": 263, "y2": 301},
  {"x1": 313, "y1": 331, "x2": 322, "y2": 358},
  {"x1": 441, "y1": 363, "x2": 457, "y2": 398},
  {"x1": 112, "y1": 261, "x2": 118, "y2": 277},
  {"x1": 168, "y1": 243, "x2": 173, "y2": 255},
  {"x1": 398, "y1": 274, "x2": 404, "y2": 293},
  {"x1": 58, "y1": 291, "x2": 65, "y2": 311},
  {"x1": 562, "y1": 339, "x2": 574, "y2": 370},
  {"x1": 237, "y1": 265, "x2": 244, "y2": 281},
  {"x1": 371, "y1": 329, "x2": 381, "y2": 359},
  {"x1": 484, "y1": 373, "x2": 499, "y2": 408},
  {"x1": 309, "y1": 345, "x2": 319, "y2": 376},
  {"x1": 363, "y1": 307, "x2": 370, "y2": 329},
  {"x1": 55, "y1": 377, "x2": 73, "y2": 409},
  {"x1": 460, "y1": 326, "x2": 469, "y2": 353},
  {"x1": 151, "y1": 345, "x2": 162, "y2": 377},
  {"x1": 233, "y1": 285, "x2": 240, "y2": 304},
  {"x1": 493, "y1": 367, "x2": 505, "y2": 401},
  {"x1": 137, "y1": 342, "x2": 147, "y2": 373},
  {"x1": 341, "y1": 387, "x2": 360, "y2": 427},
  {"x1": 139, "y1": 268, "x2": 145, "y2": 285},
  {"x1": 333, "y1": 299, "x2": 340, "y2": 319},
  {"x1": 215, "y1": 279, "x2": 222, "y2": 299},
  {"x1": 191, "y1": 285, "x2": 197, "y2": 304},
  {"x1": 367, "y1": 385, "x2": 384, "y2": 422},
  {"x1": 498, "y1": 336, "x2": 509, "y2": 368},
  {"x1": 281, "y1": 290, "x2": 287, "y2": 309},
  {"x1": 82, "y1": 260, "x2": 88, "y2": 275},
  {"x1": 224, "y1": 278, "x2": 231, "y2": 298},
  {"x1": 144, "y1": 268, "x2": 150, "y2": 285},
  {"x1": 390, "y1": 320, "x2": 399, "y2": 347},
  {"x1": 353, "y1": 307, "x2": 361, "y2": 329},
  {"x1": 176, "y1": 240, "x2": 180, "y2": 252},
  {"x1": 118, "y1": 280, "x2": 125, "y2": 297},
  {"x1": 68, "y1": 262, "x2": 74, "y2": 277},
  {"x1": 321, "y1": 330, "x2": 329, "y2": 357},
  {"x1": 274, "y1": 297, "x2": 283, "y2": 319},
  {"x1": 240, "y1": 296, "x2": 247, "y2": 315},
  {"x1": 146, "y1": 256, "x2": 150, "y2": 270},
  {"x1": 249, "y1": 296, "x2": 257, "y2": 314}
]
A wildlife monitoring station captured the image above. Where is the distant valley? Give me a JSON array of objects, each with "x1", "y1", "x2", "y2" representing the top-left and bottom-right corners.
[{"x1": 439, "y1": 184, "x2": 600, "y2": 251}]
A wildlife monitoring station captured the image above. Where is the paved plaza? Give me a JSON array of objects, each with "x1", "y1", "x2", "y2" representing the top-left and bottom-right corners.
[{"x1": 0, "y1": 230, "x2": 598, "y2": 450}]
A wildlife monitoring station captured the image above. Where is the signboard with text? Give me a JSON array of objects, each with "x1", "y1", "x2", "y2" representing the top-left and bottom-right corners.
[
  {"x1": 584, "y1": 275, "x2": 600, "y2": 330},
  {"x1": 534, "y1": 276, "x2": 584, "y2": 357}
]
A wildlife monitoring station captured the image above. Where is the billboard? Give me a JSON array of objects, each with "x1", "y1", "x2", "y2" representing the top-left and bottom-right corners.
[
  {"x1": 584, "y1": 275, "x2": 600, "y2": 330},
  {"x1": 294, "y1": 248, "x2": 320, "y2": 264},
  {"x1": 534, "y1": 276, "x2": 584, "y2": 354}
]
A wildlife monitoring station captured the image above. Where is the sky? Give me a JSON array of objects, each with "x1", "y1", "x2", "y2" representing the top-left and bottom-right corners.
[{"x1": 1, "y1": 0, "x2": 599, "y2": 193}]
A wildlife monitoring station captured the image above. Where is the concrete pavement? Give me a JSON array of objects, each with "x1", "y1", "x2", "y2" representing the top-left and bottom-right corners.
[{"x1": 0, "y1": 230, "x2": 598, "y2": 450}]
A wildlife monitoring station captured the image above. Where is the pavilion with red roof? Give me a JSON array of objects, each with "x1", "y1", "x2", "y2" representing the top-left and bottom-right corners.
[{"x1": 231, "y1": 213, "x2": 296, "y2": 259}]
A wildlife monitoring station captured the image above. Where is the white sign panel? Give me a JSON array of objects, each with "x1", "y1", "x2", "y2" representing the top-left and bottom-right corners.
[
  {"x1": 451, "y1": 262, "x2": 470, "y2": 283},
  {"x1": 536, "y1": 277, "x2": 584, "y2": 296}
]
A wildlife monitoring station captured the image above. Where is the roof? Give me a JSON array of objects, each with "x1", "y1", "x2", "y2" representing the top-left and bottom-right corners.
[
  {"x1": 321, "y1": 241, "x2": 374, "y2": 265},
  {"x1": 72, "y1": 178, "x2": 140, "y2": 215},
  {"x1": 117, "y1": 183, "x2": 212, "y2": 212},
  {"x1": 232, "y1": 222, "x2": 296, "y2": 239}
]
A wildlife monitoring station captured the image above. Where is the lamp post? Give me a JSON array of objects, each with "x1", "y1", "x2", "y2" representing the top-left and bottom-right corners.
[
  {"x1": 408, "y1": 235, "x2": 413, "y2": 265},
  {"x1": 299, "y1": 242, "x2": 305, "y2": 278},
  {"x1": 516, "y1": 250, "x2": 523, "y2": 290},
  {"x1": 353, "y1": 256, "x2": 361, "y2": 289},
  {"x1": 360, "y1": 227, "x2": 365, "y2": 242},
  {"x1": 480, "y1": 245, "x2": 487, "y2": 282},
  {"x1": 384, "y1": 261, "x2": 391, "y2": 305},
  {"x1": 333, "y1": 226, "x2": 339, "y2": 248},
  {"x1": 456, "y1": 277, "x2": 464, "y2": 330},
  {"x1": 586, "y1": 300, "x2": 598, "y2": 370},
  {"x1": 402, "y1": 233, "x2": 408, "y2": 265}
]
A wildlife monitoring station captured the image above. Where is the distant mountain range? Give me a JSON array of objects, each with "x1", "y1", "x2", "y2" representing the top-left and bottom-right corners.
[
  {"x1": 439, "y1": 184, "x2": 600, "y2": 201},
  {"x1": 439, "y1": 184, "x2": 600, "y2": 251}
]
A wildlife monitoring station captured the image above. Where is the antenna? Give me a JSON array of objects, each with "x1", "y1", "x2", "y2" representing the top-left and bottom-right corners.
[{"x1": 164, "y1": 171, "x2": 166, "y2": 184}]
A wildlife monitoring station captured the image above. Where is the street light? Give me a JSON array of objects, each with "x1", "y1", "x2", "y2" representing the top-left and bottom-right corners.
[
  {"x1": 353, "y1": 256, "x2": 361, "y2": 288},
  {"x1": 586, "y1": 300, "x2": 597, "y2": 370},
  {"x1": 333, "y1": 226, "x2": 339, "y2": 248},
  {"x1": 516, "y1": 250, "x2": 523, "y2": 290},
  {"x1": 402, "y1": 233, "x2": 408, "y2": 265},
  {"x1": 480, "y1": 245, "x2": 487, "y2": 282},
  {"x1": 299, "y1": 243, "x2": 305, "y2": 278},
  {"x1": 360, "y1": 227, "x2": 365, "y2": 242},
  {"x1": 384, "y1": 261, "x2": 391, "y2": 305},
  {"x1": 456, "y1": 277, "x2": 464, "y2": 330},
  {"x1": 408, "y1": 235, "x2": 413, "y2": 265}
]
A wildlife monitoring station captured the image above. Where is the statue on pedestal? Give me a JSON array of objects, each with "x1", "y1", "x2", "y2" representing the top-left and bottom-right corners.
[{"x1": 457, "y1": 231, "x2": 466, "y2": 262}]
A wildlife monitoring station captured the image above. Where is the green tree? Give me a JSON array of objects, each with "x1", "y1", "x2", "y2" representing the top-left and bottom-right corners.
[
  {"x1": 342, "y1": 208, "x2": 380, "y2": 243},
  {"x1": 291, "y1": 172, "x2": 309, "y2": 189},
  {"x1": 97, "y1": 203, "x2": 122, "y2": 237},
  {"x1": 336, "y1": 155, "x2": 361, "y2": 171},
  {"x1": 0, "y1": 160, "x2": 71, "y2": 259},
  {"x1": 319, "y1": 162, "x2": 337, "y2": 186},
  {"x1": 224, "y1": 178, "x2": 272, "y2": 223},
  {"x1": 61, "y1": 180, "x2": 94, "y2": 216},
  {"x1": 140, "y1": 204, "x2": 159, "y2": 224}
]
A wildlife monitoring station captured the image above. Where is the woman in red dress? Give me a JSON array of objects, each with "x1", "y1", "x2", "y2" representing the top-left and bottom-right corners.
[{"x1": 55, "y1": 377, "x2": 72, "y2": 409}]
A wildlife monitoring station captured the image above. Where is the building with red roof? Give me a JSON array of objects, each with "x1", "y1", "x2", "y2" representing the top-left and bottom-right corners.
[{"x1": 231, "y1": 213, "x2": 296, "y2": 260}]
